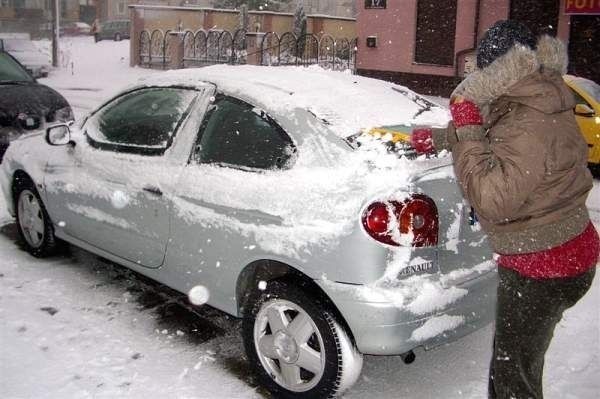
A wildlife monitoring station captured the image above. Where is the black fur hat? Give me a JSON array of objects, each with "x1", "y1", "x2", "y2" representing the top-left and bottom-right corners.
[{"x1": 477, "y1": 20, "x2": 537, "y2": 69}]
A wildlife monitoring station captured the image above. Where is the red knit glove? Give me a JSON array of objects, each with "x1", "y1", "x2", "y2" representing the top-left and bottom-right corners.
[
  {"x1": 450, "y1": 99, "x2": 483, "y2": 128},
  {"x1": 410, "y1": 127, "x2": 434, "y2": 154}
]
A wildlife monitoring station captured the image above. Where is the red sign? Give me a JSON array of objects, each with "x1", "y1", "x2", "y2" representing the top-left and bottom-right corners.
[{"x1": 565, "y1": 0, "x2": 600, "y2": 14}]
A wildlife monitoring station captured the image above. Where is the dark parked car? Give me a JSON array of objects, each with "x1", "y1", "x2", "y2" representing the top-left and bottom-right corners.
[
  {"x1": 95, "y1": 19, "x2": 130, "y2": 42},
  {"x1": 0, "y1": 51, "x2": 73, "y2": 162}
]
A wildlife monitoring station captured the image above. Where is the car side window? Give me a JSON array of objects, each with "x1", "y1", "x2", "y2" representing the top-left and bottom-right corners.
[
  {"x1": 193, "y1": 96, "x2": 296, "y2": 170},
  {"x1": 87, "y1": 87, "x2": 197, "y2": 155}
]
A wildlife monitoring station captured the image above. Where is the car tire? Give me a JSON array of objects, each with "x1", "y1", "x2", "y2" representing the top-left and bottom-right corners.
[
  {"x1": 242, "y1": 280, "x2": 363, "y2": 398},
  {"x1": 14, "y1": 177, "x2": 60, "y2": 257},
  {"x1": 114, "y1": 33, "x2": 121, "y2": 42}
]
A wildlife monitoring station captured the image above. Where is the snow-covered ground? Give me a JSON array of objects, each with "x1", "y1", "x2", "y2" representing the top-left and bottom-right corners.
[
  {"x1": 34, "y1": 37, "x2": 157, "y2": 120},
  {"x1": 1, "y1": 37, "x2": 599, "y2": 398}
]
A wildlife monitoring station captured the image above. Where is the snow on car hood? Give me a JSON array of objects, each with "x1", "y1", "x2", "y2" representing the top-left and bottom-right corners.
[{"x1": 140, "y1": 65, "x2": 450, "y2": 138}]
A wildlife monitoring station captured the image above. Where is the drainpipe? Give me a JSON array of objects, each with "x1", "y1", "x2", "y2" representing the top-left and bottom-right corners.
[{"x1": 454, "y1": 0, "x2": 481, "y2": 77}]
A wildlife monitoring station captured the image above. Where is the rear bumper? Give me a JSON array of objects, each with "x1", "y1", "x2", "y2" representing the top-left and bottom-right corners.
[{"x1": 317, "y1": 269, "x2": 498, "y2": 355}]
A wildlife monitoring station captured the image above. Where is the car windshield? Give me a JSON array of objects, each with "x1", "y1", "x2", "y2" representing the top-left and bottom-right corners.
[
  {"x1": 575, "y1": 78, "x2": 600, "y2": 103},
  {"x1": 2, "y1": 39, "x2": 38, "y2": 52},
  {"x1": 0, "y1": 52, "x2": 34, "y2": 82}
]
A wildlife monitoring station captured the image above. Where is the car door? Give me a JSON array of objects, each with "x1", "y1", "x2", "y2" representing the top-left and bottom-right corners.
[
  {"x1": 44, "y1": 86, "x2": 199, "y2": 268},
  {"x1": 165, "y1": 95, "x2": 297, "y2": 310}
]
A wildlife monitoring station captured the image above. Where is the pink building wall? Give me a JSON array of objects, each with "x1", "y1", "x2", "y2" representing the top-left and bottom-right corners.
[{"x1": 357, "y1": 0, "x2": 573, "y2": 78}]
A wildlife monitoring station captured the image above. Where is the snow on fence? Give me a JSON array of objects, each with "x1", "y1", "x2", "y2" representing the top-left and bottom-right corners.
[{"x1": 138, "y1": 29, "x2": 357, "y2": 72}]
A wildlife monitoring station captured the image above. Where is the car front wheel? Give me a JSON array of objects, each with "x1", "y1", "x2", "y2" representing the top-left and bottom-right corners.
[
  {"x1": 114, "y1": 33, "x2": 121, "y2": 41},
  {"x1": 15, "y1": 178, "x2": 59, "y2": 257},
  {"x1": 242, "y1": 280, "x2": 363, "y2": 398}
]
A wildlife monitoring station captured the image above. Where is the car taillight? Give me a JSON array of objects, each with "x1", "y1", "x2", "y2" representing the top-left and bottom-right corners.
[
  {"x1": 361, "y1": 194, "x2": 438, "y2": 247},
  {"x1": 363, "y1": 202, "x2": 397, "y2": 246}
]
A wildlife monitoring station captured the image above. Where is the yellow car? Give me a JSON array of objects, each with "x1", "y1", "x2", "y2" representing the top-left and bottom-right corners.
[{"x1": 564, "y1": 75, "x2": 600, "y2": 174}]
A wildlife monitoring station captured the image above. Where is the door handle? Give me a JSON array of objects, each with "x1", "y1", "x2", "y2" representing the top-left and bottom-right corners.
[{"x1": 143, "y1": 185, "x2": 163, "y2": 196}]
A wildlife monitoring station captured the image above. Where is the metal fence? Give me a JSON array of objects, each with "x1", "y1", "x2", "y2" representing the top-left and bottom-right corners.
[
  {"x1": 139, "y1": 29, "x2": 172, "y2": 69},
  {"x1": 138, "y1": 29, "x2": 357, "y2": 72},
  {"x1": 259, "y1": 32, "x2": 357, "y2": 72},
  {"x1": 182, "y1": 28, "x2": 248, "y2": 67}
]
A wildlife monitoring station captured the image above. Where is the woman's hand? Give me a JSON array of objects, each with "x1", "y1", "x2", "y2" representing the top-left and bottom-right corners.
[{"x1": 450, "y1": 96, "x2": 483, "y2": 128}]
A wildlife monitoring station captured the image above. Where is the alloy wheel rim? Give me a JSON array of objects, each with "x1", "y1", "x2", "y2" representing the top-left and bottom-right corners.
[
  {"x1": 254, "y1": 299, "x2": 326, "y2": 392},
  {"x1": 18, "y1": 190, "x2": 45, "y2": 248}
]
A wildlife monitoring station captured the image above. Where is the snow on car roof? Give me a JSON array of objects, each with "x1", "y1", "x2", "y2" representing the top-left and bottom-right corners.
[{"x1": 140, "y1": 65, "x2": 450, "y2": 137}]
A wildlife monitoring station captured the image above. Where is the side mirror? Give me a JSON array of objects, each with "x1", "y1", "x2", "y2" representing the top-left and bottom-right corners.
[
  {"x1": 46, "y1": 124, "x2": 73, "y2": 146},
  {"x1": 574, "y1": 103, "x2": 595, "y2": 117}
]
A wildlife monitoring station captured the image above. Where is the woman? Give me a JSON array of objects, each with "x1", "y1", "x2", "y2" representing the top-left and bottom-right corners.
[{"x1": 421, "y1": 20, "x2": 599, "y2": 398}]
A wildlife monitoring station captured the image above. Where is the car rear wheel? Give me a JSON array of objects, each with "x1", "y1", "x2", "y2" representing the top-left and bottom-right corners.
[
  {"x1": 114, "y1": 33, "x2": 121, "y2": 41},
  {"x1": 15, "y1": 178, "x2": 59, "y2": 257},
  {"x1": 242, "y1": 280, "x2": 363, "y2": 398}
]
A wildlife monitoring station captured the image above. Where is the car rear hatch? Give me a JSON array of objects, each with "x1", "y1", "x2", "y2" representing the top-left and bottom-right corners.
[
  {"x1": 413, "y1": 165, "x2": 495, "y2": 287},
  {"x1": 348, "y1": 125, "x2": 495, "y2": 286}
]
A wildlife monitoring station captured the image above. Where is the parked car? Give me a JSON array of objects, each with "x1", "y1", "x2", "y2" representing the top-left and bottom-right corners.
[
  {"x1": 95, "y1": 19, "x2": 130, "y2": 42},
  {"x1": 61, "y1": 22, "x2": 92, "y2": 36},
  {"x1": 0, "y1": 50, "x2": 72, "y2": 162},
  {"x1": 564, "y1": 75, "x2": 600, "y2": 176},
  {"x1": 0, "y1": 37, "x2": 51, "y2": 78},
  {"x1": 0, "y1": 66, "x2": 496, "y2": 398}
]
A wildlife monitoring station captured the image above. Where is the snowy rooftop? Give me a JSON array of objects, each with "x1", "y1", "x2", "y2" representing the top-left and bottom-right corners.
[{"x1": 139, "y1": 65, "x2": 450, "y2": 137}]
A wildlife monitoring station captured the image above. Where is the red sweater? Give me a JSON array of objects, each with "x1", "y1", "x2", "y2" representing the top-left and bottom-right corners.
[{"x1": 498, "y1": 222, "x2": 599, "y2": 279}]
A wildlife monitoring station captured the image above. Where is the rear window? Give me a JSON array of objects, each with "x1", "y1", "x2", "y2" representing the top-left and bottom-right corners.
[{"x1": 345, "y1": 125, "x2": 417, "y2": 159}]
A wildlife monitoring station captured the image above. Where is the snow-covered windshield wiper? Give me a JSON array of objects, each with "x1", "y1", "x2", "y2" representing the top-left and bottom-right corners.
[{"x1": 391, "y1": 86, "x2": 438, "y2": 119}]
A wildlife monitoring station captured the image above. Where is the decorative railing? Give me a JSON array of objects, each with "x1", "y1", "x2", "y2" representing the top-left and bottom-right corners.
[
  {"x1": 259, "y1": 32, "x2": 357, "y2": 72},
  {"x1": 138, "y1": 28, "x2": 357, "y2": 72}
]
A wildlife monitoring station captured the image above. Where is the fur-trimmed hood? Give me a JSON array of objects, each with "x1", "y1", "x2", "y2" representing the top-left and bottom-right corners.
[{"x1": 453, "y1": 35, "x2": 573, "y2": 117}]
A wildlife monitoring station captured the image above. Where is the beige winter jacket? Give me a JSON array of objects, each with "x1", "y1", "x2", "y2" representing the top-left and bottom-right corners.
[{"x1": 434, "y1": 36, "x2": 593, "y2": 255}]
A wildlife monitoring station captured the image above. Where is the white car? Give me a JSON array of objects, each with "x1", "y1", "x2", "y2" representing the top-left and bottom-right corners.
[{"x1": 0, "y1": 38, "x2": 50, "y2": 78}]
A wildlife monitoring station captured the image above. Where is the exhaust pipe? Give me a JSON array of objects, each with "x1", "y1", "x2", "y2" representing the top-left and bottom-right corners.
[{"x1": 401, "y1": 350, "x2": 416, "y2": 364}]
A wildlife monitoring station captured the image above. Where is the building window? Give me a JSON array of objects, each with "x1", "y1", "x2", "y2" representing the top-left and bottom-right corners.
[
  {"x1": 510, "y1": 0, "x2": 558, "y2": 37},
  {"x1": 414, "y1": 0, "x2": 457, "y2": 66},
  {"x1": 117, "y1": 1, "x2": 125, "y2": 15}
]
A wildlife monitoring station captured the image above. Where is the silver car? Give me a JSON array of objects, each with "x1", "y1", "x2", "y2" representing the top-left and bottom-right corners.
[{"x1": 0, "y1": 65, "x2": 496, "y2": 398}]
